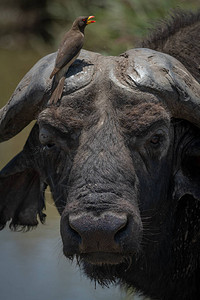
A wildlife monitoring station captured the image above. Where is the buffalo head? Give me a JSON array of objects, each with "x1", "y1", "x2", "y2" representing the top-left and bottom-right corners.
[{"x1": 1, "y1": 48, "x2": 200, "y2": 298}]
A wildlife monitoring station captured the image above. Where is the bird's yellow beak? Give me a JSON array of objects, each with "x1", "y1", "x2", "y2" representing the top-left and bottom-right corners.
[{"x1": 87, "y1": 16, "x2": 96, "y2": 24}]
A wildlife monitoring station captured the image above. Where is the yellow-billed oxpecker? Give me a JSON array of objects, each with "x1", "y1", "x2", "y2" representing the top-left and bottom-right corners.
[{"x1": 49, "y1": 16, "x2": 96, "y2": 104}]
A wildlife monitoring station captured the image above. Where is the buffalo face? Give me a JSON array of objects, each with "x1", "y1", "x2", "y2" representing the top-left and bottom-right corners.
[{"x1": 35, "y1": 83, "x2": 176, "y2": 283}]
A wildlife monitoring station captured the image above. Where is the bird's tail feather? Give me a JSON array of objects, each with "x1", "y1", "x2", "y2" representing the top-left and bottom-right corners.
[{"x1": 48, "y1": 76, "x2": 65, "y2": 105}]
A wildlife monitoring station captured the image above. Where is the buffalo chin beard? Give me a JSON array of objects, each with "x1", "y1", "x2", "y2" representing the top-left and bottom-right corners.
[{"x1": 67, "y1": 253, "x2": 133, "y2": 287}]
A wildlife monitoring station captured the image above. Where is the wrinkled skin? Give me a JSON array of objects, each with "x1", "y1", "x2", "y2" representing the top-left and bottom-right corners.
[{"x1": 1, "y1": 11, "x2": 200, "y2": 300}]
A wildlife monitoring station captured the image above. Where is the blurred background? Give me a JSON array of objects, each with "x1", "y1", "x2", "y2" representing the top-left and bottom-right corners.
[{"x1": 0, "y1": 1, "x2": 199, "y2": 300}]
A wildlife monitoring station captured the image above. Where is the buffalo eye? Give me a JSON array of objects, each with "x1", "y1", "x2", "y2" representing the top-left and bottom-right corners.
[
  {"x1": 150, "y1": 135, "x2": 160, "y2": 145},
  {"x1": 148, "y1": 129, "x2": 167, "y2": 149}
]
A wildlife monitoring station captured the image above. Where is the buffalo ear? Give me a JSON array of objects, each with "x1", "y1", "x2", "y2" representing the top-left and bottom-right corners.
[
  {"x1": 173, "y1": 141, "x2": 200, "y2": 201},
  {"x1": 0, "y1": 152, "x2": 46, "y2": 231}
]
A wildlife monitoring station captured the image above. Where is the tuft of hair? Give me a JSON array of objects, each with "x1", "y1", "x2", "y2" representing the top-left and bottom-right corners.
[
  {"x1": 140, "y1": 9, "x2": 200, "y2": 49},
  {"x1": 139, "y1": 9, "x2": 200, "y2": 83}
]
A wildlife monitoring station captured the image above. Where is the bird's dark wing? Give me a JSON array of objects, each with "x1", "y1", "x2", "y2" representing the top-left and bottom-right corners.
[{"x1": 54, "y1": 32, "x2": 84, "y2": 71}]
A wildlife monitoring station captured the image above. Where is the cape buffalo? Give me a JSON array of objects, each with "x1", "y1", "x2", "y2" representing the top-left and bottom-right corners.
[{"x1": 0, "y1": 10, "x2": 200, "y2": 300}]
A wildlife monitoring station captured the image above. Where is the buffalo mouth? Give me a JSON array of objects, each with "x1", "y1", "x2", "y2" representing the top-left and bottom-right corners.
[
  {"x1": 80, "y1": 252, "x2": 125, "y2": 265},
  {"x1": 70, "y1": 252, "x2": 133, "y2": 286},
  {"x1": 66, "y1": 251, "x2": 133, "y2": 268}
]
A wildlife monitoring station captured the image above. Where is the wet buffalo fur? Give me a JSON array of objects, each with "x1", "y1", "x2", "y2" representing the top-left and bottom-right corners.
[{"x1": 1, "y1": 9, "x2": 200, "y2": 300}]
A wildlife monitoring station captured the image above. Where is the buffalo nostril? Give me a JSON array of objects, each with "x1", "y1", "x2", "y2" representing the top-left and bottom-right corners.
[
  {"x1": 114, "y1": 217, "x2": 129, "y2": 242},
  {"x1": 68, "y1": 220, "x2": 82, "y2": 241},
  {"x1": 68, "y1": 213, "x2": 128, "y2": 252}
]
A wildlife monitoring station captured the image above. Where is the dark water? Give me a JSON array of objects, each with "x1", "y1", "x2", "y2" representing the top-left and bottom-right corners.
[{"x1": 0, "y1": 49, "x2": 144, "y2": 300}]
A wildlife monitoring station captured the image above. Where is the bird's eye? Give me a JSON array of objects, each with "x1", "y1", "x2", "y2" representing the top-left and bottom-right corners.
[{"x1": 82, "y1": 18, "x2": 86, "y2": 22}]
